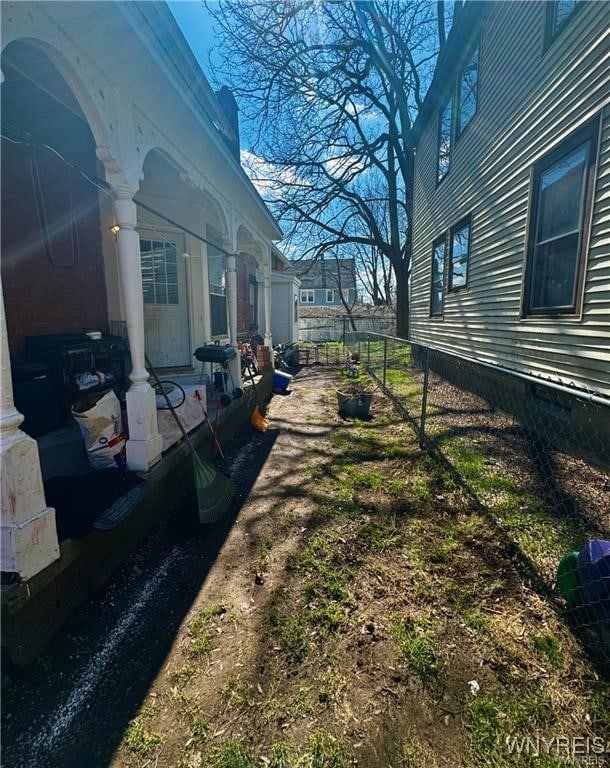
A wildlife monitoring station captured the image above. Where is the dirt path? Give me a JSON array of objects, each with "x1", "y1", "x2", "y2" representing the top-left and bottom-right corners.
[{"x1": 2, "y1": 366, "x2": 607, "y2": 768}]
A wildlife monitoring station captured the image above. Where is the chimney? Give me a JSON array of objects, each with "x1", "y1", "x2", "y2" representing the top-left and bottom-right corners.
[{"x1": 215, "y1": 86, "x2": 240, "y2": 162}]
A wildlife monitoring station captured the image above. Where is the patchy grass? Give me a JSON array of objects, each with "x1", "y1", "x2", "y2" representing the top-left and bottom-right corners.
[
  {"x1": 170, "y1": 663, "x2": 198, "y2": 688},
  {"x1": 257, "y1": 535, "x2": 273, "y2": 572},
  {"x1": 223, "y1": 676, "x2": 254, "y2": 709},
  {"x1": 289, "y1": 685, "x2": 314, "y2": 718},
  {"x1": 124, "y1": 704, "x2": 163, "y2": 763},
  {"x1": 111, "y1": 367, "x2": 605, "y2": 768},
  {"x1": 205, "y1": 741, "x2": 258, "y2": 768},
  {"x1": 300, "y1": 529, "x2": 354, "y2": 607},
  {"x1": 392, "y1": 618, "x2": 438, "y2": 685},
  {"x1": 467, "y1": 690, "x2": 556, "y2": 767},
  {"x1": 203, "y1": 732, "x2": 351, "y2": 768},
  {"x1": 295, "y1": 731, "x2": 352, "y2": 767},
  {"x1": 384, "y1": 368, "x2": 423, "y2": 410},
  {"x1": 437, "y1": 434, "x2": 588, "y2": 581},
  {"x1": 269, "y1": 610, "x2": 309, "y2": 664},
  {"x1": 532, "y1": 634, "x2": 564, "y2": 669},
  {"x1": 188, "y1": 603, "x2": 228, "y2": 658}
]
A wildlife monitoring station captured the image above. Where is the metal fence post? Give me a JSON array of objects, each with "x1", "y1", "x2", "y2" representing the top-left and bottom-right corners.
[
  {"x1": 419, "y1": 347, "x2": 430, "y2": 449},
  {"x1": 383, "y1": 337, "x2": 388, "y2": 388},
  {"x1": 367, "y1": 337, "x2": 371, "y2": 370}
]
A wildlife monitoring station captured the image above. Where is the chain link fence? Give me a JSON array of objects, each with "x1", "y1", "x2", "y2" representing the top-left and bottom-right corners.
[{"x1": 346, "y1": 330, "x2": 610, "y2": 671}]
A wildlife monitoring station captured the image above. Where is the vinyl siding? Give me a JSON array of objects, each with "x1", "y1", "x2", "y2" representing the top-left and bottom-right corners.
[{"x1": 410, "y1": 1, "x2": 610, "y2": 397}]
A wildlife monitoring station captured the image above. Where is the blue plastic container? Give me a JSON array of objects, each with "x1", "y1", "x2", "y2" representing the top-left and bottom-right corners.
[{"x1": 272, "y1": 370, "x2": 292, "y2": 392}]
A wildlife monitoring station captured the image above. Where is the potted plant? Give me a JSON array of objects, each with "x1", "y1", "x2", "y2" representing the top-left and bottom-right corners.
[{"x1": 336, "y1": 380, "x2": 374, "y2": 418}]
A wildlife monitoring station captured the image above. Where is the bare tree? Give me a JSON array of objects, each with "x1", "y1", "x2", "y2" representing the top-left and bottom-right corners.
[
  {"x1": 209, "y1": 0, "x2": 448, "y2": 337},
  {"x1": 354, "y1": 242, "x2": 394, "y2": 306},
  {"x1": 324, "y1": 251, "x2": 359, "y2": 330}
]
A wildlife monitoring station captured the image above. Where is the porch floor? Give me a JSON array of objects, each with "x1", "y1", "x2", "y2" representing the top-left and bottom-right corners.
[
  {"x1": 34, "y1": 375, "x2": 263, "y2": 542},
  {"x1": 1, "y1": 372, "x2": 272, "y2": 665}
]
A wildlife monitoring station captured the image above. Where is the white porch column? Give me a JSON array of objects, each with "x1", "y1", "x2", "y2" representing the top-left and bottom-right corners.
[
  {"x1": 264, "y1": 249, "x2": 273, "y2": 349},
  {"x1": 112, "y1": 184, "x2": 163, "y2": 471},
  {"x1": 0, "y1": 279, "x2": 59, "y2": 580},
  {"x1": 223, "y1": 247, "x2": 242, "y2": 388},
  {"x1": 200, "y1": 238, "x2": 212, "y2": 342}
]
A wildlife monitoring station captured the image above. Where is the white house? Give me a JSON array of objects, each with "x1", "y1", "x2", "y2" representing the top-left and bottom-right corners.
[
  {"x1": 1, "y1": 2, "x2": 282, "y2": 584},
  {"x1": 270, "y1": 247, "x2": 300, "y2": 347}
]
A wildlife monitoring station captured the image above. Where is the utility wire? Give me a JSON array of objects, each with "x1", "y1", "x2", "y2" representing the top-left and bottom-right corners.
[{"x1": 1, "y1": 124, "x2": 236, "y2": 257}]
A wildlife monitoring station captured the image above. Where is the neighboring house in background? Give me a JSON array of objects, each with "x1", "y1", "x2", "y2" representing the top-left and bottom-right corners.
[
  {"x1": 1, "y1": 1, "x2": 281, "y2": 620},
  {"x1": 235, "y1": 246, "x2": 299, "y2": 346},
  {"x1": 409, "y1": 0, "x2": 610, "y2": 397},
  {"x1": 287, "y1": 257, "x2": 357, "y2": 307},
  {"x1": 270, "y1": 247, "x2": 301, "y2": 346}
]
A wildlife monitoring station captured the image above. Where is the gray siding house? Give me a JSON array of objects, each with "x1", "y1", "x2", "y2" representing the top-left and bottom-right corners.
[
  {"x1": 287, "y1": 257, "x2": 357, "y2": 307},
  {"x1": 409, "y1": 0, "x2": 610, "y2": 397}
]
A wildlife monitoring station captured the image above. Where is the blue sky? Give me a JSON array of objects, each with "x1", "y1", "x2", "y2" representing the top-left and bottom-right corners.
[
  {"x1": 168, "y1": 1, "x2": 261, "y2": 155},
  {"x1": 167, "y1": 1, "x2": 220, "y2": 80}
]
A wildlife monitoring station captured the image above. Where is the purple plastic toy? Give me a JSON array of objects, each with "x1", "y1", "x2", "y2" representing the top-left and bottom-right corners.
[{"x1": 577, "y1": 539, "x2": 610, "y2": 607}]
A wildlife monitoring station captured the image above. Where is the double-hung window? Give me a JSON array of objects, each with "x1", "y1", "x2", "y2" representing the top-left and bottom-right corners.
[
  {"x1": 545, "y1": 0, "x2": 580, "y2": 44},
  {"x1": 248, "y1": 275, "x2": 258, "y2": 327},
  {"x1": 207, "y1": 227, "x2": 227, "y2": 336},
  {"x1": 449, "y1": 218, "x2": 471, "y2": 291},
  {"x1": 437, "y1": 41, "x2": 480, "y2": 181},
  {"x1": 437, "y1": 97, "x2": 452, "y2": 183},
  {"x1": 457, "y1": 44, "x2": 479, "y2": 138},
  {"x1": 301, "y1": 289, "x2": 315, "y2": 303},
  {"x1": 326, "y1": 289, "x2": 335, "y2": 303},
  {"x1": 523, "y1": 119, "x2": 598, "y2": 316},
  {"x1": 430, "y1": 237, "x2": 446, "y2": 315}
]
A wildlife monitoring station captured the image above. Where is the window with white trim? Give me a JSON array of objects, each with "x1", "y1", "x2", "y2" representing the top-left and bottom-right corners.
[
  {"x1": 140, "y1": 238, "x2": 179, "y2": 305},
  {"x1": 248, "y1": 275, "x2": 258, "y2": 326},
  {"x1": 207, "y1": 228, "x2": 227, "y2": 336},
  {"x1": 301, "y1": 289, "x2": 315, "y2": 303},
  {"x1": 326, "y1": 289, "x2": 335, "y2": 303}
]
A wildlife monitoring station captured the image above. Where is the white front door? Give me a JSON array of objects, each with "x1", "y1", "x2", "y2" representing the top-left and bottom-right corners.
[{"x1": 140, "y1": 233, "x2": 190, "y2": 368}]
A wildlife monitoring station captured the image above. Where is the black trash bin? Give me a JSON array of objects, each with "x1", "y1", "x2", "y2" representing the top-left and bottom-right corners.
[{"x1": 12, "y1": 362, "x2": 63, "y2": 437}]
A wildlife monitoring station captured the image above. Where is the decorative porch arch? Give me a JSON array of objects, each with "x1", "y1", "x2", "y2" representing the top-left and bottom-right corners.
[{"x1": 1, "y1": 35, "x2": 115, "y2": 176}]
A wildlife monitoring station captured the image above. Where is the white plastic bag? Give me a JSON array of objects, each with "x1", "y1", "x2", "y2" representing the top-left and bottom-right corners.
[
  {"x1": 74, "y1": 370, "x2": 114, "y2": 391},
  {"x1": 72, "y1": 390, "x2": 126, "y2": 470}
]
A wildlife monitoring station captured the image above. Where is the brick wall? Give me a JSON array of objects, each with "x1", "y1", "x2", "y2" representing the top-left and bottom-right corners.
[
  {"x1": 236, "y1": 252, "x2": 258, "y2": 336},
  {"x1": 1, "y1": 42, "x2": 107, "y2": 355}
]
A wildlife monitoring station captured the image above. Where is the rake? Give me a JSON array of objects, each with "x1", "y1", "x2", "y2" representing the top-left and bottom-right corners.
[{"x1": 146, "y1": 356, "x2": 234, "y2": 524}]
